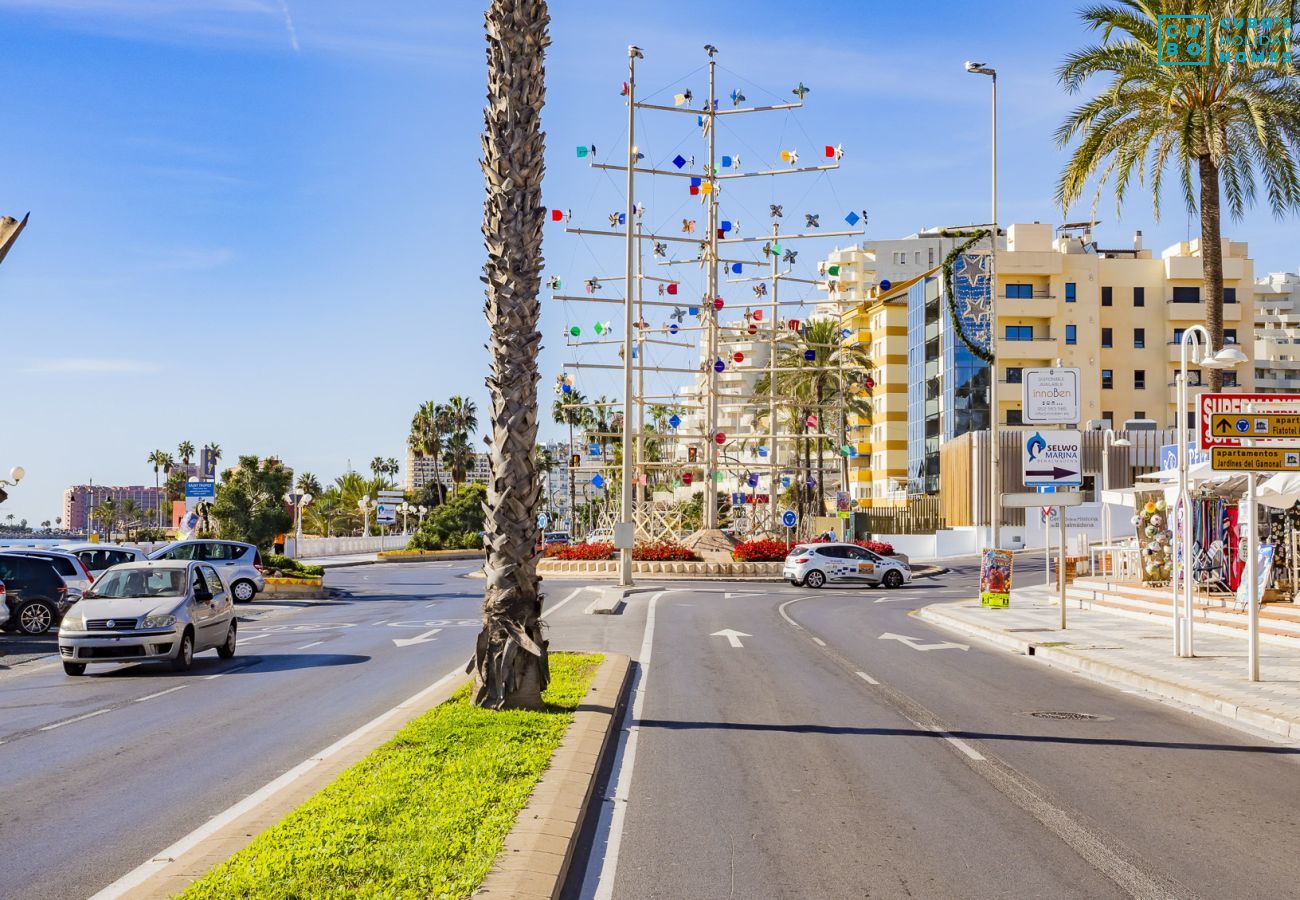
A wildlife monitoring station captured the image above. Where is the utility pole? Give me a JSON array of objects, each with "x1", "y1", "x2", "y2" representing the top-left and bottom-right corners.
[{"x1": 618, "y1": 45, "x2": 642, "y2": 586}]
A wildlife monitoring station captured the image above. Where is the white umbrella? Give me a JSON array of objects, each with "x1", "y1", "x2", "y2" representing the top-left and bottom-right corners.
[{"x1": 1258, "y1": 471, "x2": 1300, "y2": 509}]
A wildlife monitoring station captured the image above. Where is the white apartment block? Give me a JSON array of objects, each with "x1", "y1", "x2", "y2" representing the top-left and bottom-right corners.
[{"x1": 1254, "y1": 271, "x2": 1300, "y2": 393}]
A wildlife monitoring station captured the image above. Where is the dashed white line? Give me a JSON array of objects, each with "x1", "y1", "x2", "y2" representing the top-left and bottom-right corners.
[
  {"x1": 919, "y1": 723, "x2": 985, "y2": 761},
  {"x1": 40, "y1": 708, "x2": 110, "y2": 731},
  {"x1": 133, "y1": 686, "x2": 188, "y2": 703},
  {"x1": 811, "y1": 636, "x2": 826, "y2": 646},
  {"x1": 298, "y1": 641, "x2": 323, "y2": 650},
  {"x1": 855, "y1": 670, "x2": 880, "y2": 685},
  {"x1": 239, "y1": 633, "x2": 271, "y2": 642}
]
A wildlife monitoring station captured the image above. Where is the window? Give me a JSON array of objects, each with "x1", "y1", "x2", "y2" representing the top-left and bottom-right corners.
[
  {"x1": 1224, "y1": 372, "x2": 1239, "y2": 387},
  {"x1": 1102, "y1": 410, "x2": 1114, "y2": 425},
  {"x1": 1102, "y1": 369, "x2": 1114, "y2": 389},
  {"x1": 1006, "y1": 284, "x2": 1034, "y2": 299},
  {"x1": 1224, "y1": 328, "x2": 1238, "y2": 345},
  {"x1": 914, "y1": 251, "x2": 921, "y2": 265},
  {"x1": 1134, "y1": 370, "x2": 1146, "y2": 389},
  {"x1": 1187, "y1": 410, "x2": 1196, "y2": 429},
  {"x1": 1173, "y1": 286, "x2": 1201, "y2": 303},
  {"x1": 928, "y1": 247, "x2": 935, "y2": 266},
  {"x1": 1173, "y1": 327, "x2": 1186, "y2": 344},
  {"x1": 1134, "y1": 328, "x2": 1145, "y2": 349},
  {"x1": 1065, "y1": 282, "x2": 1077, "y2": 302},
  {"x1": 1005, "y1": 325, "x2": 1034, "y2": 341},
  {"x1": 1102, "y1": 286, "x2": 1113, "y2": 306},
  {"x1": 1007, "y1": 409, "x2": 1024, "y2": 425},
  {"x1": 1065, "y1": 324, "x2": 1077, "y2": 345},
  {"x1": 1224, "y1": 287, "x2": 1237, "y2": 304},
  {"x1": 1187, "y1": 370, "x2": 1202, "y2": 386},
  {"x1": 1005, "y1": 367, "x2": 1023, "y2": 384},
  {"x1": 1134, "y1": 286, "x2": 1145, "y2": 307},
  {"x1": 1134, "y1": 410, "x2": 1146, "y2": 419},
  {"x1": 1101, "y1": 327, "x2": 1113, "y2": 348}
]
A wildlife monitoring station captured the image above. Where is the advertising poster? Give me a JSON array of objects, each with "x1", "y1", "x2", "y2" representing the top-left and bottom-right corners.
[
  {"x1": 1235, "y1": 543, "x2": 1275, "y2": 608},
  {"x1": 980, "y1": 548, "x2": 1013, "y2": 608}
]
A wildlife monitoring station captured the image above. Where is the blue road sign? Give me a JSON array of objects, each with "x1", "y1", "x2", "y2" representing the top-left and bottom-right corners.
[
  {"x1": 537, "y1": 513, "x2": 549, "y2": 529},
  {"x1": 185, "y1": 480, "x2": 216, "y2": 498},
  {"x1": 782, "y1": 510, "x2": 797, "y2": 528}
]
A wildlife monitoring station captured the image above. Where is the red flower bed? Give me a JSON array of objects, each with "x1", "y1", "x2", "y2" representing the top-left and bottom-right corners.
[
  {"x1": 732, "y1": 538, "x2": 794, "y2": 562},
  {"x1": 633, "y1": 542, "x2": 700, "y2": 562},
  {"x1": 549, "y1": 542, "x2": 615, "y2": 561},
  {"x1": 855, "y1": 539, "x2": 896, "y2": 555}
]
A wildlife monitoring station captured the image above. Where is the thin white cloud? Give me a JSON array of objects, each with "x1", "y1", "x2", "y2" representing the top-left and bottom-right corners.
[
  {"x1": 277, "y1": 0, "x2": 298, "y2": 52},
  {"x1": 21, "y1": 358, "x2": 162, "y2": 374}
]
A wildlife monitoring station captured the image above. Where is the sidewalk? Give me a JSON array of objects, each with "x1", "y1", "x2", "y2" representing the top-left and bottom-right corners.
[
  {"x1": 298, "y1": 553, "x2": 381, "y2": 569},
  {"x1": 918, "y1": 585, "x2": 1300, "y2": 743}
]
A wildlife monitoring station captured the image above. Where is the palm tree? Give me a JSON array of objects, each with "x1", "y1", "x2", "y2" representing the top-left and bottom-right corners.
[
  {"x1": 553, "y1": 387, "x2": 591, "y2": 534},
  {"x1": 177, "y1": 440, "x2": 195, "y2": 469},
  {"x1": 40, "y1": 519, "x2": 50, "y2": 531},
  {"x1": 443, "y1": 433, "x2": 476, "y2": 496},
  {"x1": 385, "y1": 457, "x2": 400, "y2": 483},
  {"x1": 147, "y1": 450, "x2": 173, "y2": 527},
  {"x1": 472, "y1": 0, "x2": 550, "y2": 710},
  {"x1": 535, "y1": 444, "x2": 556, "y2": 518},
  {"x1": 296, "y1": 472, "x2": 323, "y2": 497},
  {"x1": 94, "y1": 499, "x2": 117, "y2": 538},
  {"x1": 445, "y1": 395, "x2": 479, "y2": 440},
  {"x1": 1055, "y1": 1, "x2": 1300, "y2": 391},
  {"x1": 55, "y1": 516, "x2": 62, "y2": 530},
  {"x1": 305, "y1": 489, "x2": 342, "y2": 537},
  {"x1": 410, "y1": 400, "x2": 448, "y2": 504},
  {"x1": 119, "y1": 499, "x2": 142, "y2": 536}
]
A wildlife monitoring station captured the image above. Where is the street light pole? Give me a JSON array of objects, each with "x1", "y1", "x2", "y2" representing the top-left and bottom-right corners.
[
  {"x1": 1101, "y1": 429, "x2": 1131, "y2": 568},
  {"x1": 966, "y1": 60, "x2": 999, "y2": 551},
  {"x1": 617, "y1": 45, "x2": 643, "y2": 589}
]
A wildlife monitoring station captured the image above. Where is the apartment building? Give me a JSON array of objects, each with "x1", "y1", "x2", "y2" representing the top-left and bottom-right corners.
[
  {"x1": 63, "y1": 485, "x2": 165, "y2": 532},
  {"x1": 1253, "y1": 271, "x2": 1300, "y2": 393},
  {"x1": 404, "y1": 449, "x2": 492, "y2": 493}
]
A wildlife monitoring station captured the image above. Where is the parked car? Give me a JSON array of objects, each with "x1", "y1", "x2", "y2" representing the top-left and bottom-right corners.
[
  {"x1": 0, "y1": 553, "x2": 73, "y2": 634},
  {"x1": 3, "y1": 548, "x2": 95, "y2": 594},
  {"x1": 58, "y1": 560, "x2": 236, "y2": 675},
  {"x1": 57, "y1": 542, "x2": 148, "y2": 575},
  {"x1": 147, "y1": 540, "x2": 265, "y2": 603},
  {"x1": 783, "y1": 542, "x2": 912, "y2": 589},
  {"x1": 583, "y1": 528, "x2": 615, "y2": 545},
  {"x1": 0, "y1": 580, "x2": 8, "y2": 630}
]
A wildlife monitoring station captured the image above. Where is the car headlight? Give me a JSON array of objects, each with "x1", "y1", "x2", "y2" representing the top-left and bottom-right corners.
[
  {"x1": 60, "y1": 611, "x2": 85, "y2": 632},
  {"x1": 143, "y1": 614, "x2": 177, "y2": 629}
]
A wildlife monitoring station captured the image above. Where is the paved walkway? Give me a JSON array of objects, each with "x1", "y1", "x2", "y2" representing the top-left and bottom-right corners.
[{"x1": 919, "y1": 584, "x2": 1300, "y2": 743}]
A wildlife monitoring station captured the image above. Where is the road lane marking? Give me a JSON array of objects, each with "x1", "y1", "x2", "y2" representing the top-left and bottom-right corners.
[
  {"x1": 855, "y1": 670, "x2": 880, "y2": 685},
  {"x1": 542, "y1": 587, "x2": 586, "y2": 620},
  {"x1": 298, "y1": 641, "x2": 323, "y2": 650},
  {"x1": 711, "y1": 629, "x2": 750, "y2": 648},
  {"x1": 918, "y1": 724, "x2": 985, "y2": 761},
  {"x1": 90, "y1": 664, "x2": 466, "y2": 900},
  {"x1": 133, "y1": 686, "x2": 188, "y2": 703},
  {"x1": 40, "y1": 708, "x2": 110, "y2": 731},
  {"x1": 239, "y1": 633, "x2": 271, "y2": 642},
  {"x1": 878, "y1": 632, "x2": 969, "y2": 652},
  {"x1": 392, "y1": 628, "x2": 442, "y2": 648},
  {"x1": 812, "y1": 636, "x2": 826, "y2": 647},
  {"x1": 594, "y1": 590, "x2": 662, "y2": 900}
]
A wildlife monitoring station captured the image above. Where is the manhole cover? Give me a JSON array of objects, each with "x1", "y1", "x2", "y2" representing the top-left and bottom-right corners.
[{"x1": 1027, "y1": 710, "x2": 1107, "y2": 721}]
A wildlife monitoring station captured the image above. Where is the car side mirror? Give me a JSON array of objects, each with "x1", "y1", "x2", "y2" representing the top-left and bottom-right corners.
[{"x1": 195, "y1": 589, "x2": 213, "y2": 603}]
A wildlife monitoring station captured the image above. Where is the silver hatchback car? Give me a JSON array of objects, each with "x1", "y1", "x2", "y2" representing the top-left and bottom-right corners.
[
  {"x1": 58, "y1": 560, "x2": 237, "y2": 675},
  {"x1": 783, "y1": 542, "x2": 912, "y2": 589}
]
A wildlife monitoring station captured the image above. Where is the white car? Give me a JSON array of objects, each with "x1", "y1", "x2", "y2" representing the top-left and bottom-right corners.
[
  {"x1": 3, "y1": 548, "x2": 95, "y2": 594},
  {"x1": 148, "y1": 540, "x2": 266, "y2": 603},
  {"x1": 584, "y1": 528, "x2": 615, "y2": 545},
  {"x1": 783, "y1": 542, "x2": 912, "y2": 589},
  {"x1": 58, "y1": 543, "x2": 148, "y2": 575}
]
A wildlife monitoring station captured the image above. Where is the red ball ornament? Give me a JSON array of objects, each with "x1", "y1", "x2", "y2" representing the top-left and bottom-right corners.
[
  {"x1": 713, "y1": 297, "x2": 725, "y2": 311},
  {"x1": 733, "y1": 351, "x2": 745, "y2": 363},
  {"x1": 747, "y1": 323, "x2": 758, "y2": 335},
  {"x1": 715, "y1": 432, "x2": 727, "y2": 444},
  {"x1": 683, "y1": 472, "x2": 693, "y2": 485},
  {"x1": 753, "y1": 309, "x2": 763, "y2": 321}
]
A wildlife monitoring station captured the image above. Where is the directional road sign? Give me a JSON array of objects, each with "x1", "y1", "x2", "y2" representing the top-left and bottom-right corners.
[
  {"x1": 1199, "y1": 393, "x2": 1300, "y2": 448},
  {"x1": 537, "y1": 512, "x2": 549, "y2": 529},
  {"x1": 1022, "y1": 368, "x2": 1081, "y2": 424},
  {"x1": 1211, "y1": 447, "x2": 1300, "y2": 472},
  {"x1": 1210, "y1": 413, "x2": 1300, "y2": 442},
  {"x1": 781, "y1": 510, "x2": 797, "y2": 528},
  {"x1": 1021, "y1": 430, "x2": 1082, "y2": 487}
]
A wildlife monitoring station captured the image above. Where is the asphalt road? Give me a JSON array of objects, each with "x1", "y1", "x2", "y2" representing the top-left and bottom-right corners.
[
  {"x1": 563, "y1": 556, "x2": 1300, "y2": 899},
  {"x1": 0, "y1": 561, "x2": 595, "y2": 900}
]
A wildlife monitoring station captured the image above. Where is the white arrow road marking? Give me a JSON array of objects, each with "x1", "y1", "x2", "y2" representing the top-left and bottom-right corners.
[
  {"x1": 393, "y1": 628, "x2": 442, "y2": 648},
  {"x1": 711, "y1": 628, "x2": 750, "y2": 648},
  {"x1": 878, "y1": 632, "x2": 969, "y2": 652},
  {"x1": 873, "y1": 596, "x2": 905, "y2": 603}
]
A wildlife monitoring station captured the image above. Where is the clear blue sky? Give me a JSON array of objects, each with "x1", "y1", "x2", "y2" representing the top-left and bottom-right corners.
[{"x1": 2, "y1": 0, "x2": 1296, "y2": 525}]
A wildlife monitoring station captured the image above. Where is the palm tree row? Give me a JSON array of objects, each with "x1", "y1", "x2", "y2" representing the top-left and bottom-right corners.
[
  {"x1": 408, "y1": 395, "x2": 480, "y2": 499},
  {"x1": 147, "y1": 440, "x2": 221, "y2": 526}
]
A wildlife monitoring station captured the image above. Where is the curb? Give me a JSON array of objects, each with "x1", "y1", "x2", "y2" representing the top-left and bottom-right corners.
[
  {"x1": 916, "y1": 603, "x2": 1300, "y2": 743},
  {"x1": 477, "y1": 652, "x2": 632, "y2": 899},
  {"x1": 585, "y1": 585, "x2": 660, "y2": 615},
  {"x1": 91, "y1": 668, "x2": 470, "y2": 900}
]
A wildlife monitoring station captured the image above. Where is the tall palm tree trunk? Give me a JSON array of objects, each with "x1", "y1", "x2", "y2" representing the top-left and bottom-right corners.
[
  {"x1": 1199, "y1": 154, "x2": 1225, "y2": 393},
  {"x1": 815, "y1": 383, "x2": 826, "y2": 513},
  {"x1": 472, "y1": 0, "x2": 550, "y2": 710}
]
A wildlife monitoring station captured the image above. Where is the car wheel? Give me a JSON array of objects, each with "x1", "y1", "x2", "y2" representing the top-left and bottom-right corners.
[
  {"x1": 171, "y1": 630, "x2": 194, "y2": 672},
  {"x1": 63, "y1": 661, "x2": 86, "y2": 676},
  {"x1": 883, "y1": 570, "x2": 904, "y2": 589},
  {"x1": 231, "y1": 580, "x2": 257, "y2": 603},
  {"x1": 217, "y1": 621, "x2": 237, "y2": 659},
  {"x1": 804, "y1": 570, "x2": 826, "y2": 589},
  {"x1": 16, "y1": 600, "x2": 56, "y2": 635}
]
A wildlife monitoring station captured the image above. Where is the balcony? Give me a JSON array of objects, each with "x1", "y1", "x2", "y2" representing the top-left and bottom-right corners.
[
  {"x1": 1165, "y1": 300, "x2": 1244, "y2": 322},
  {"x1": 1254, "y1": 376, "x2": 1300, "y2": 391},
  {"x1": 997, "y1": 380, "x2": 1024, "y2": 403},
  {"x1": 997, "y1": 296, "x2": 1057, "y2": 317},
  {"x1": 999, "y1": 337, "x2": 1059, "y2": 360},
  {"x1": 1167, "y1": 340, "x2": 1247, "y2": 363}
]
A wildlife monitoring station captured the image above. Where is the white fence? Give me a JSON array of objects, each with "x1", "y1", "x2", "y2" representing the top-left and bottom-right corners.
[{"x1": 294, "y1": 535, "x2": 411, "y2": 559}]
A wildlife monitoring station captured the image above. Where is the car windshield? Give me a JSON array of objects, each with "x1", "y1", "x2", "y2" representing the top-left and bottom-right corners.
[{"x1": 92, "y1": 569, "x2": 185, "y2": 598}]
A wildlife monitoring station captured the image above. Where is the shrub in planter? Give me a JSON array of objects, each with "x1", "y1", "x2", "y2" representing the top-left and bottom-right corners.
[
  {"x1": 632, "y1": 542, "x2": 700, "y2": 562},
  {"x1": 854, "y1": 539, "x2": 896, "y2": 555},
  {"x1": 542, "y1": 542, "x2": 572, "y2": 558},
  {"x1": 551, "y1": 542, "x2": 615, "y2": 561},
  {"x1": 262, "y1": 554, "x2": 325, "y2": 578},
  {"x1": 732, "y1": 538, "x2": 794, "y2": 562}
]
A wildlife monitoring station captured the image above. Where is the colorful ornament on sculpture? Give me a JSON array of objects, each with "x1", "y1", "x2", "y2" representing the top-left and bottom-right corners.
[
  {"x1": 713, "y1": 297, "x2": 725, "y2": 311},
  {"x1": 733, "y1": 351, "x2": 745, "y2": 363},
  {"x1": 668, "y1": 414, "x2": 681, "y2": 429},
  {"x1": 653, "y1": 241, "x2": 667, "y2": 258},
  {"x1": 569, "y1": 325, "x2": 581, "y2": 337},
  {"x1": 747, "y1": 323, "x2": 757, "y2": 335},
  {"x1": 592, "y1": 473, "x2": 605, "y2": 489},
  {"x1": 825, "y1": 144, "x2": 844, "y2": 160},
  {"x1": 844, "y1": 210, "x2": 862, "y2": 226},
  {"x1": 673, "y1": 89, "x2": 693, "y2": 106},
  {"x1": 683, "y1": 472, "x2": 693, "y2": 486},
  {"x1": 731, "y1": 263, "x2": 743, "y2": 274},
  {"x1": 682, "y1": 219, "x2": 696, "y2": 233},
  {"x1": 730, "y1": 88, "x2": 746, "y2": 106},
  {"x1": 576, "y1": 145, "x2": 594, "y2": 158},
  {"x1": 714, "y1": 359, "x2": 725, "y2": 373},
  {"x1": 783, "y1": 249, "x2": 798, "y2": 264},
  {"x1": 669, "y1": 306, "x2": 686, "y2": 323},
  {"x1": 805, "y1": 213, "x2": 820, "y2": 228},
  {"x1": 769, "y1": 204, "x2": 783, "y2": 219},
  {"x1": 668, "y1": 323, "x2": 679, "y2": 335},
  {"x1": 753, "y1": 283, "x2": 768, "y2": 299},
  {"x1": 672, "y1": 154, "x2": 687, "y2": 169},
  {"x1": 839, "y1": 445, "x2": 852, "y2": 457},
  {"x1": 547, "y1": 276, "x2": 561, "y2": 290},
  {"x1": 792, "y1": 81, "x2": 810, "y2": 99},
  {"x1": 715, "y1": 432, "x2": 727, "y2": 444},
  {"x1": 807, "y1": 414, "x2": 819, "y2": 428},
  {"x1": 550, "y1": 209, "x2": 571, "y2": 222},
  {"x1": 865, "y1": 375, "x2": 875, "y2": 390},
  {"x1": 780, "y1": 149, "x2": 799, "y2": 165},
  {"x1": 593, "y1": 321, "x2": 612, "y2": 335},
  {"x1": 608, "y1": 212, "x2": 626, "y2": 227}
]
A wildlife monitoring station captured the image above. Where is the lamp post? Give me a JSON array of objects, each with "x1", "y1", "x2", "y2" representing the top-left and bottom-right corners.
[
  {"x1": 398, "y1": 501, "x2": 411, "y2": 534},
  {"x1": 965, "y1": 60, "x2": 999, "y2": 551},
  {"x1": 1175, "y1": 325, "x2": 1248, "y2": 657},
  {"x1": 0, "y1": 465, "x2": 25, "y2": 503},
  {"x1": 358, "y1": 495, "x2": 373, "y2": 538},
  {"x1": 417, "y1": 504, "x2": 428, "y2": 527},
  {"x1": 1101, "y1": 429, "x2": 1132, "y2": 556}
]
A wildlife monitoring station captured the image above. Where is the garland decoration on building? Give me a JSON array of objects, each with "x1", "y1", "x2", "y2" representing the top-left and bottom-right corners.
[{"x1": 939, "y1": 228, "x2": 994, "y2": 363}]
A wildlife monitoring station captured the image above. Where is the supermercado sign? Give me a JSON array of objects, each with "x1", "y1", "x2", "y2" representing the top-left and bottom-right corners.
[{"x1": 1198, "y1": 393, "x2": 1300, "y2": 449}]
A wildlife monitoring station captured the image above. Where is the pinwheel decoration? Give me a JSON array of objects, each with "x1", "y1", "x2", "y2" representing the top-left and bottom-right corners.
[{"x1": 805, "y1": 213, "x2": 820, "y2": 228}]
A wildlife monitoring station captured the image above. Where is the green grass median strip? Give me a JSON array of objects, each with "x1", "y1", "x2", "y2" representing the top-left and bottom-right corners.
[{"x1": 180, "y1": 652, "x2": 604, "y2": 900}]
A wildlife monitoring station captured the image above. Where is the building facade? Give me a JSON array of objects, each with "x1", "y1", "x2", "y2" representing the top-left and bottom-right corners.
[
  {"x1": 1253, "y1": 271, "x2": 1300, "y2": 393},
  {"x1": 63, "y1": 485, "x2": 166, "y2": 532}
]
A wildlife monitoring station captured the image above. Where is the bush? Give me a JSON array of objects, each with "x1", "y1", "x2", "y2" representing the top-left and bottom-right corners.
[
  {"x1": 409, "y1": 484, "x2": 487, "y2": 550},
  {"x1": 550, "y1": 542, "x2": 615, "y2": 561},
  {"x1": 632, "y1": 542, "x2": 700, "y2": 562},
  {"x1": 856, "y1": 539, "x2": 896, "y2": 555},
  {"x1": 733, "y1": 538, "x2": 794, "y2": 562},
  {"x1": 262, "y1": 554, "x2": 325, "y2": 578},
  {"x1": 132, "y1": 527, "x2": 169, "y2": 542}
]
